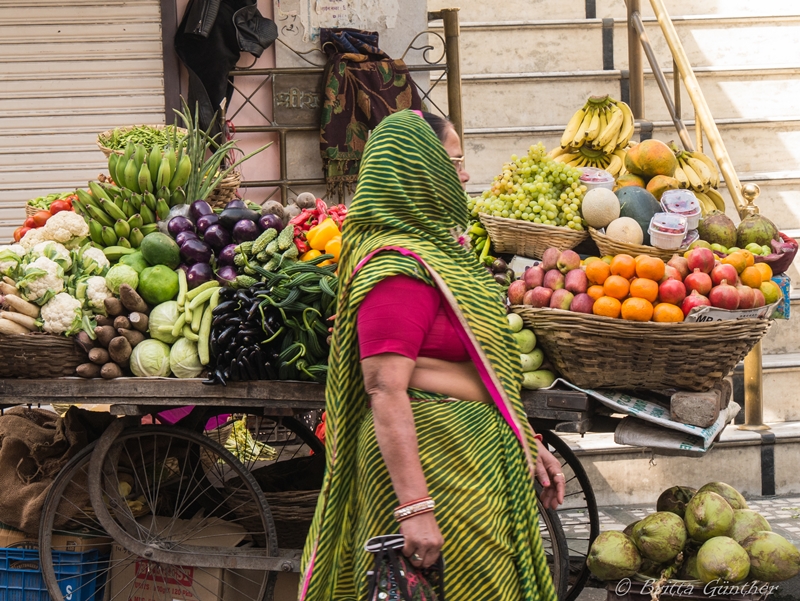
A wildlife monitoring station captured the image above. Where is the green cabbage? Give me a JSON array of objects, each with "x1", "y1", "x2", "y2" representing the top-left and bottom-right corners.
[
  {"x1": 129, "y1": 339, "x2": 172, "y2": 377},
  {"x1": 105, "y1": 264, "x2": 139, "y2": 295},
  {"x1": 148, "y1": 301, "x2": 181, "y2": 344},
  {"x1": 169, "y1": 337, "x2": 203, "y2": 379}
]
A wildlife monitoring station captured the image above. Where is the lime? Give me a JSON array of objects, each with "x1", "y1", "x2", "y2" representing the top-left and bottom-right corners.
[{"x1": 760, "y1": 281, "x2": 783, "y2": 305}]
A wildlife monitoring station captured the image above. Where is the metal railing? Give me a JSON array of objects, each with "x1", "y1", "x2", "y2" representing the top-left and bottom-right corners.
[{"x1": 627, "y1": 0, "x2": 768, "y2": 429}]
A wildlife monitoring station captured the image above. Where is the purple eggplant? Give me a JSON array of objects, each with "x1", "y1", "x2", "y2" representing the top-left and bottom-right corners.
[
  {"x1": 226, "y1": 199, "x2": 246, "y2": 210},
  {"x1": 189, "y1": 200, "x2": 213, "y2": 222},
  {"x1": 219, "y1": 207, "x2": 260, "y2": 230},
  {"x1": 186, "y1": 262, "x2": 214, "y2": 289},
  {"x1": 258, "y1": 213, "x2": 284, "y2": 233},
  {"x1": 217, "y1": 265, "x2": 238, "y2": 284},
  {"x1": 218, "y1": 244, "x2": 237, "y2": 266},
  {"x1": 180, "y1": 238, "x2": 213, "y2": 265},
  {"x1": 176, "y1": 230, "x2": 199, "y2": 247},
  {"x1": 203, "y1": 224, "x2": 232, "y2": 251},
  {"x1": 196, "y1": 213, "x2": 219, "y2": 234},
  {"x1": 232, "y1": 219, "x2": 259, "y2": 243},
  {"x1": 168, "y1": 216, "x2": 195, "y2": 238}
]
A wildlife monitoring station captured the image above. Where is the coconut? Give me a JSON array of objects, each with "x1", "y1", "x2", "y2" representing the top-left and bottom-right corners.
[
  {"x1": 586, "y1": 531, "x2": 642, "y2": 581},
  {"x1": 656, "y1": 486, "x2": 697, "y2": 519},
  {"x1": 679, "y1": 553, "x2": 700, "y2": 581},
  {"x1": 741, "y1": 531, "x2": 800, "y2": 582},
  {"x1": 697, "y1": 211, "x2": 738, "y2": 248},
  {"x1": 696, "y1": 536, "x2": 750, "y2": 583},
  {"x1": 622, "y1": 520, "x2": 639, "y2": 538},
  {"x1": 736, "y1": 213, "x2": 779, "y2": 248},
  {"x1": 697, "y1": 482, "x2": 748, "y2": 510},
  {"x1": 638, "y1": 558, "x2": 665, "y2": 578},
  {"x1": 631, "y1": 511, "x2": 687, "y2": 563},
  {"x1": 685, "y1": 491, "x2": 734, "y2": 542},
  {"x1": 729, "y1": 509, "x2": 771, "y2": 544}
]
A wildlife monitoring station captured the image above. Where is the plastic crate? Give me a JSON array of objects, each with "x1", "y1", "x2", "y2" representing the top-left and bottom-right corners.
[{"x1": 0, "y1": 547, "x2": 108, "y2": 601}]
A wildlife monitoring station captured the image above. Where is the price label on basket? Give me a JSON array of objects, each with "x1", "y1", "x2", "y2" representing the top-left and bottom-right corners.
[{"x1": 683, "y1": 301, "x2": 778, "y2": 323}]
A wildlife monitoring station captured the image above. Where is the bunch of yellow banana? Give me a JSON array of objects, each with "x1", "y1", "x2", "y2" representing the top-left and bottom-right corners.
[
  {"x1": 559, "y1": 95, "x2": 635, "y2": 154},
  {"x1": 669, "y1": 144, "x2": 726, "y2": 214},
  {"x1": 549, "y1": 146, "x2": 628, "y2": 177}
]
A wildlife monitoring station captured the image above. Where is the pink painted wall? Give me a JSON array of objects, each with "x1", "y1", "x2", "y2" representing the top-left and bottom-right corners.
[{"x1": 175, "y1": 0, "x2": 281, "y2": 204}]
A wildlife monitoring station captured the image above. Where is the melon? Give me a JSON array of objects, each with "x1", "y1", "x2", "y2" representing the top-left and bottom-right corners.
[
  {"x1": 606, "y1": 217, "x2": 644, "y2": 245},
  {"x1": 616, "y1": 187, "x2": 662, "y2": 246},
  {"x1": 581, "y1": 188, "x2": 621, "y2": 229},
  {"x1": 625, "y1": 139, "x2": 678, "y2": 178}
]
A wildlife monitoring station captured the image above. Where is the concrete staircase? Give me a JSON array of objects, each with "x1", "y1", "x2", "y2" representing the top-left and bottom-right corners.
[{"x1": 428, "y1": 0, "x2": 800, "y2": 502}]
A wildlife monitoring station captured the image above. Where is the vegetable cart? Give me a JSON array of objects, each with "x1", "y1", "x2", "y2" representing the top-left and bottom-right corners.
[{"x1": 0, "y1": 377, "x2": 598, "y2": 601}]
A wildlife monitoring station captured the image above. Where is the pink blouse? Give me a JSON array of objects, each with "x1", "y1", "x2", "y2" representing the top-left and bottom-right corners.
[{"x1": 357, "y1": 275, "x2": 470, "y2": 362}]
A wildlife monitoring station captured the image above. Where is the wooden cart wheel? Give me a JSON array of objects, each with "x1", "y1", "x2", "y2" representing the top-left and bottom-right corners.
[
  {"x1": 56, "y1": 422, "x2": 283, "y2": 601},
  {"x1": 537, "y1": 428, "x2": 600, "y2": 601}
]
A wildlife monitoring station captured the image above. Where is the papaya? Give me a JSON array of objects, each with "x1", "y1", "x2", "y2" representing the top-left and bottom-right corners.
[
  {"x1": 646, "y1": 175, "x2": 680, "y2": 201},
  {"x1": 625, "y1": 139, "x2": 678, "y2": 178},
  {"x1": 615, "y1": 174, "x2": 646, "y2": 189},
  {"x1": 616, "y1": 187, "x2": 662, "y2": 246}
]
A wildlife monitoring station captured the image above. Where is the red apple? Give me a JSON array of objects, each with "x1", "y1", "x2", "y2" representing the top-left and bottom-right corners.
[
  {"x1": 523, "y1": 286, "x2": 552, "y2": 308},
  {"x1": 507, "y1": 280, "x2": 527, "y2": 305},
  {"x1": 524, "y1": 265, "x2": 545, "y2": 289}
]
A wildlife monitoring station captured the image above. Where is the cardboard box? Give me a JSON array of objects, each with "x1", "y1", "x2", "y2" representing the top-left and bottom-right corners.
[
  {"x1": 0, "y1": 521, "x2": 111, "y2": 554},
  {"x1": 106, "y1": 515, "x2": 249, "y2": 601}
]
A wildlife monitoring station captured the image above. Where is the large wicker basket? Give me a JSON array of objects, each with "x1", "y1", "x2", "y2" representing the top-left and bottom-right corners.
[
  {"x1": 480, "y1": 214, "x2": 588, "y2": 259},
  {"x1": 96, "y1": 125, "x2": 188, "y2": 158},
  {"x1": 511, "y1": 306, "x2": 772, "y2": 391},
  {"x1": 0, "y1": 333, "x2": 88, "y2": 378},
  {"x1": 206, "y1": 171, "x2": 242, "y2": 209},
  {"x1": 264, "y1": 490, "x2": 319, "y2": 548},
  {"x1": 589, "y1": 227, "x2": 684, "y2": 261}
]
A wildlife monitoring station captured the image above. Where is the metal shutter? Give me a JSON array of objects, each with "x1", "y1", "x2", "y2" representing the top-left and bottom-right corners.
[{"x1": 0, "y1": 0, "x2": 165, "y2": 241}]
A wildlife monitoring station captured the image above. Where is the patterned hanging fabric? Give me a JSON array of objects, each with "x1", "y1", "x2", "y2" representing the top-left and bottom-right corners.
[
  {"x1": 300, "y1": 110, "x2": 556, "y2": 601},
  {"x1": 319, "y1": 29, "x2": 422, "y2": 201}
]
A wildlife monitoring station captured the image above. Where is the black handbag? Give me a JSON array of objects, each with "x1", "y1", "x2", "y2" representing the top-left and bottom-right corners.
[{"x1": 365, "y1": 534, "x2": 445, "y2": 601}]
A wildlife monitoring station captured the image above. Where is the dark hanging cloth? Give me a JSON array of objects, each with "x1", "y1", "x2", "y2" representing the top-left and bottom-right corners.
[
  {"x1": 174, "y1": 0, "x2": 278, "y2": 135},
  {"x1": 319, "y1": 29, "x2": 422, "y2": 201}
]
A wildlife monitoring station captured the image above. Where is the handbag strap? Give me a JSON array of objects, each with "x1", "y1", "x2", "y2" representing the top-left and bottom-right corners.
[{"x1": 385, "y1": 546, "x2": 413, "y2": 601}]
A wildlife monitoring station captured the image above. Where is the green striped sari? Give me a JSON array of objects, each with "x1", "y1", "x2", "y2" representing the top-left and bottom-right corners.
[{"x1": 299, "y1": 110, "x2": 557, "y2": 601}]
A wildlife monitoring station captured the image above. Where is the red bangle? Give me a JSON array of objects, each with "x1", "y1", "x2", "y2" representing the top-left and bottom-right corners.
[
  {"x1": 395, "y1": 496, "x2": 432, "y2": 511},
  {"x1": 533, "y1": 433, "x2": 543, "y2": 442}
]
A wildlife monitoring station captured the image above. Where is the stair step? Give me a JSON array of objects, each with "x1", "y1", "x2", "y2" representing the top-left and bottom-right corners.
[
  {"x1": 430, "y1": 66, "x2": 800, "y2": 129},
  {"x1": 432, "y1": 16, "x2": 800, "y2": 75},
  {"x1": 428, "y1": 0, "x2": 793, "y2": 23},
  {"x1": 556, "y1": 421, "x2": 800, "y2": 506}
]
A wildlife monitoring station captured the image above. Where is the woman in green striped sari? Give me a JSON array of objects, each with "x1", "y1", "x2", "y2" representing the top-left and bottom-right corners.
[{"x1": 299, "y1": 110, "x2": 565, "y2": 600}]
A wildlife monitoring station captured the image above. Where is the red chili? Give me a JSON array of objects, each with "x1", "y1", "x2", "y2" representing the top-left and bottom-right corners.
[
  {"x1": 315, "y1": 198, "x2": 328, "y2": 219},
  {"x1": 289, "y1": 209, "x2": 314, "y2": 226},
  {"x1": 294, "y1": 238, "x2": 309, "y2": 253}
]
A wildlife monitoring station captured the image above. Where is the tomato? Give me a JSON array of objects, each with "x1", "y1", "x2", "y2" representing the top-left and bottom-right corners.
[
  {"x1": 13, "y1": 226, "x2": 31, "y2": 242},
  {"x1": 32, "y1": 210, "x2": 52, "y2": 227},
  {"x1": 24, "y1": 216, "x2": 37, "y2": 229},
  {"x1": 49, "y1": 200, "x2": 72, "y2": 215}
]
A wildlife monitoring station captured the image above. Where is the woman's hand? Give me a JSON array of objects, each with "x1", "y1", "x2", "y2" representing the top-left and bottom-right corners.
[
  {"x1": 534, "y1": 439, "x2": 566, "y2": 510},
  {"x1": 400, "y1": 511, "x2": 444, "y2": 569}
]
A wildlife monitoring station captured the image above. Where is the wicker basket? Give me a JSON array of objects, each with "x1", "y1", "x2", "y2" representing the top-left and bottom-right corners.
[
  {"x1": 0, "y1": 333, "x2": 88, "y2": 378},
  {"x1": 264, "y1": 490, "x2": 319, "y2": 549},
  {"x1": 206, "y1": 171, "x2": 242, "y2": 209},
  {"x1": 511, "y1": 306, "x2": 772, "y2": 391},
  {"x1": 589, "y1": 227, "x2": 684, "y2": 261},
  {"x1": 96, "y1": 124, "x2": 188, "y2": 158},
  {"x1": 25, "y1": 204, "x2": 37, "y2": 218},
  {"x1": 479, "y1": 213, "x2": 589, "y2": 259}
]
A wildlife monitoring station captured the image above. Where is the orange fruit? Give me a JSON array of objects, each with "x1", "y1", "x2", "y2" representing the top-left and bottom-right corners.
[
  {"x1": 753, "y1": 262, "x2": 773, "y2": 282},
  {"x1": 635, "y1": 256, "x2": 666, "y2": 281},
  {"x1": 587, "y1": 285, "x2": 605, "y2": 301},
  {"x1": 629, "y1": 278, "x2": 659, "y2": 303},
  {"x1": 740, "y1": 266, "x2": 763, "y2": 289},
  {"x1": 586, "y1": 260, "x2": 612, "y2": 285},
  {"x1": 653, "y1": 303, "x2": 685, "y2": 323},
  {"x1": 603, "y1": 275, "x2": 631, "y2": 300},
  {"x1": 739, "y1": 249, "x2": 756, "y2": 268},
  {"x1": 593, "y1": 296, "x2": 622, "y2": 318},
  {"x1": 722, "y1": 251, "x2": 747, "y2": 274},
  {"x1": 621, "y1": 297, "x2": 654, "y2": 322},
  {"x1": 610, "y1": 254, "x2": 636, "y2": 279}
]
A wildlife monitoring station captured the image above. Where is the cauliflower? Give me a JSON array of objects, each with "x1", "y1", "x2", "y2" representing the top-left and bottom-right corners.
[
  {"x1": 17, "y1": 256, "x2": 64, "y2": 305},
  {"x1": 19, "y1": 227, "x2": 46, "y2": 251},
  {"x1": 41, "y1": 292, "x2": 83, "y2": 335},
  {"x1": 0, "y1": 244, "x2": 25, "y2": 277},
  {"x1": 86, "y1": 276, "x2": 112, "y2": 313},
  {"x1": 81, "y1": 247, "x2": 110, "y2": 274},
  {"x1": 31, "y1": 241, "x2": 72, "y2": 270},
  {"x1": 41, "y1": 211, "x2": 89, "y2": 247}
]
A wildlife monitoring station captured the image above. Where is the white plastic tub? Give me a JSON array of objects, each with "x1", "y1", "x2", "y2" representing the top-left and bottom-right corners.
[
  {"x1": 648, "y1": 212, "x2": 688, "y2": 250},
  {"x1": 660, "y1": 189, "x2": 701, "y2": 230}
]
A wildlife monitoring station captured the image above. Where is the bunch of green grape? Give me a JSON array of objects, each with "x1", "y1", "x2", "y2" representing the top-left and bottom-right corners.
[{"x1": 468, "y1": 143, "x2": 588, "y2": 231}]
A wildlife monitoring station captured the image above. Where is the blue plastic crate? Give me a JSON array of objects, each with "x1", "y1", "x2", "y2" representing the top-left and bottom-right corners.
[{"x1": 0, "y1": 547, "x2": 108, "y2": 601}]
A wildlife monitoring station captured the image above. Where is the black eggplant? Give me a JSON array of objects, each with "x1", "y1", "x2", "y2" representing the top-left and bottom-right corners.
[{"x1": 219, "y1": 207, "x2": 260, "y2": 230}]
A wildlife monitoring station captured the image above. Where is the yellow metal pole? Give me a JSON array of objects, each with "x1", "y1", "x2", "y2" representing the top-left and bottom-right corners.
[
  {"x1": 440, "y1": 8, "x2": 464, "y2": 148},
  {"x1": 741, "y1": 341, "x2": 769, "y2": 431},
  {"x1": 627, "y1": 0, "x2": 645, "y2": 119},
  {"x1": 649, "y1": 0, "x2": 746, "y2": 216}
]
